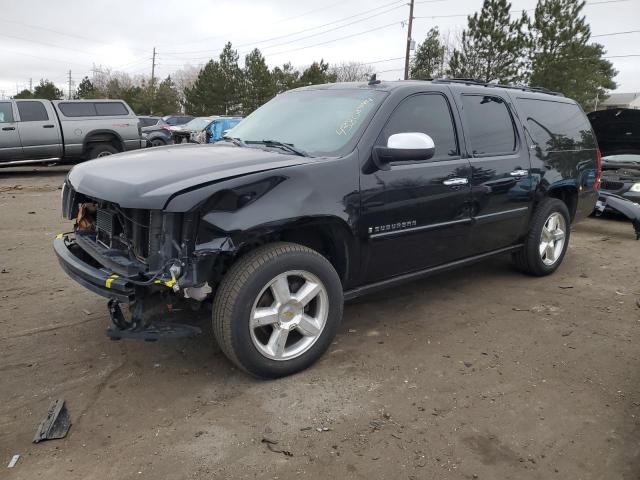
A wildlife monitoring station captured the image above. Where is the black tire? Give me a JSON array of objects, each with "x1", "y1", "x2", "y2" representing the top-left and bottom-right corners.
[
  {"x1": 212, "y1": 242, "x2": 343, "y2": 378},
  {"x1": 150, "y1": 138, "x2": 166, "y2": 147},
  {"x1": 511, "y1": 198, "x2": 571, "y2": 276},
  {"x1": 88, "y1": 143, "x2": 118, "y2": 159}
]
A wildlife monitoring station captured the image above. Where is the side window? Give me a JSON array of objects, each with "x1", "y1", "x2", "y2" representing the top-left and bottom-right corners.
[
  {"x1": 94, "y1": 102, "x2": 128, "y2": 116},
  {"x1": 58, "y1": 102, "x2": 97, "y2": 117},
  {"x1": 516, "y1": 98, "x2": 595, "y2": 152},
  {"x1": 380, "y1": 94, "x2": 458, "y2": 160},
  {"x1": 461, "y1": 95, "x2": 517, "y2": 156},
  {"x1": 17, "y1": 101, "x2": 49, "y2": 122},
  {"x1": 0, "y1": 102, "x2": 14, "y2": 123}
]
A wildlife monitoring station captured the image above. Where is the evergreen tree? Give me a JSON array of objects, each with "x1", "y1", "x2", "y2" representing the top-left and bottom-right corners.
[
  {"x1": 13, "y1": 89, "x2": 33, "y2": 99},
  {"x1": 411, "y1": 27, "x2": 447, "y2": 80},
  {"x1": 218, "y1": 42, "x2": 244, "y2": 115},
  {"x1": 242, "y1": 49, "x2": 276, "y2": 115},
  {"x1": 272, "y1": 63, "x2": 300, "y2": 93},
  {"x1": 153, "y1": 76, "x2": 181, "y2": 115},
  {"x1": 529, "y1": 0, "x2": 616, "y2": 109},
  {"x1": 299, "y1": 60, "x2": 336, "y2": 86},
  {"x1": 447, "y1": 0, "x2": 528, "y2": 83},
  {"x1": 184, "y1": 60, "x2": 219, "y2": 115},
  {"x1": 75, "y1": 77, "x2": 98, "y2": 99},
  {"x1": 33, "y1": 79, "x2": 63, "y2": 100}
]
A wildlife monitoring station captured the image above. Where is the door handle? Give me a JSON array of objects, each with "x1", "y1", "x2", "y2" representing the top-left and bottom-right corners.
[
  {"x1": 509, "y1": 169, "x2": 529, "y2": 177},
  {"x1": 2, "y1": 126, "x2": 15, "y2": 131},
  {"x1": 43, "y1": 124, "x2": 55, "y2": 128},
  {"x1": 443, "y1": 178, "x2": 468, "y2": 186}
]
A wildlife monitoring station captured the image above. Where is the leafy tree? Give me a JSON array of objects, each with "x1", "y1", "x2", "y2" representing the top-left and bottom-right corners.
[
  {"x1": 330, "y1": 62, "x2": 374, "y2": 82},
  {"x1": 33, "y1": 79, "x2": 63, "y2": 100},
  {"x1": 272, "y1": 63, "x2": 300, "y2": 93},
  {"x1": 529, "y1": 0, "x2": 616, "y2": 109},
  {"x1": 13, "y1": 89, "x2": 33, "y2": 99},
  {"x1": 411, "y1": 27, "x2": 447, "y2": 80},
  {"x1": 153, "y1": 76, "x2": 181, "y2": 115},
  {"x1": 242, "y1": 49, "x2": 276, "y2": 115},
  {"x1": 75, "y1": 76, "x2": 98, "y2": 99},
  {"x1": 299, "y1": 60, "x2": 336, "y2": 86},
  {"x1": 447, "y1": 0, "x2": 528, "y2": 83}
]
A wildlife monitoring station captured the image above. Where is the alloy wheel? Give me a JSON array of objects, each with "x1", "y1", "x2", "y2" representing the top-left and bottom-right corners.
[
  {"x1": 249, "y1": 270, "x2": 328, "y2": 361},
  {"x1": 539, "y1": 212, "x2": 566, "y2": 266}
]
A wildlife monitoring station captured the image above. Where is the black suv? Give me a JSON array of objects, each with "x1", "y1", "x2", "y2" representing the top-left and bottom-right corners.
[{"x1": 54, "y1": 80, "x2": 600, "y2": 378}]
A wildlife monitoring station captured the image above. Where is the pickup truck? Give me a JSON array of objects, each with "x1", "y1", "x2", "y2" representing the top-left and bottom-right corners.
[{"x1": 0, "y1": 99, "x2": 144, "y2": 166}]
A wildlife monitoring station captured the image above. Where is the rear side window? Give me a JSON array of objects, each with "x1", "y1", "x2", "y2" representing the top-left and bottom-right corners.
[
  {"x1": 17, "y1": 101, "x2": 49, "y2": 121},
  {"x1": 139, "y1": 117, "x2": 157, "y2": 127},
  {"x1": 516, "y1": 98, "x2": 595, "y2": 152},
  {"x1": 58, "y1": 102, "x2": 96, "y2": 117},
  {"x1": 0, "y1": 102, "x2": 14, "y2": 123},
  {"x1": 95, "y1": 102, "x2": 128, "y2": 116},
  {"x1": 461, "y1": 95, "x2": 517, "y2": 156},
  {"x1": 380, "y1": 93, "x2": 459, "y2": 160}
]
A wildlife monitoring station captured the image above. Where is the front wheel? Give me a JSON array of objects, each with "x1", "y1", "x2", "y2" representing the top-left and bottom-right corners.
[
  {"x1": 511, "y1": 198, "x2": 571, "y2": 276},
  {"x1": 212, "y1": 242, "x2": 343, "y2": 378}
]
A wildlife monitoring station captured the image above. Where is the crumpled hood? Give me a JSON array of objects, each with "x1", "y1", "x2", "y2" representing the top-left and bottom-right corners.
[{"x1": 68, "y1": 143, "x2": 312, "y2": 209}]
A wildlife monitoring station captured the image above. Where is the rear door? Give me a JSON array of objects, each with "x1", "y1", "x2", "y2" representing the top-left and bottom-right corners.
[
  {"x1": 360, "y1": 90, "x2": 474, "y2": 282},
  {"x1": 455, "y1": 91, "x2": 533, "y2": 253},
  {"x1": 0, "y1": 101, "x2": 23, "y2": 161},
  {"x1": 16, "y1": 100, "x2": 62, "y2": 159}
]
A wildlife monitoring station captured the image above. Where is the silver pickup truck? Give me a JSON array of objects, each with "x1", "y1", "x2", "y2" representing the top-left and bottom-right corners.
[{"x1": 0, "y1": 99, "x2": 145, "y2": 166}]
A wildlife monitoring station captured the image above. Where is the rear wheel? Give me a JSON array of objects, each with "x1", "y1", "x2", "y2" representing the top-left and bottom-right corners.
[
  {"x1": 88, "y1": 143, "x2": 118, "y2": 159},
  {"x1": 212, "y1": 242, "x2": 343, "y2": 378},
  {"x1": 511, "y1": 198, "x2": 570, "y2": 276},
  {"x1": 150, "y1": 138, "x2": 166, "y2": 147}
]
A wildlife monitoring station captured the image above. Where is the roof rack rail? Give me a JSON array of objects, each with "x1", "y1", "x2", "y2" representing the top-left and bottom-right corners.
[{"x1": 431, "y1": 78, "x2": 564, "y2": 97}]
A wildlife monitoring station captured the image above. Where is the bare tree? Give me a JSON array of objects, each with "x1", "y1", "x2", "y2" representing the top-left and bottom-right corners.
[{"x1": 330, "y1": 62, "x2": 374, "y2": 82}]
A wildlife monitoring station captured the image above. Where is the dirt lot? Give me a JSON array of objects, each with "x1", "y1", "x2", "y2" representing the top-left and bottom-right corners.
[{"x1": 1, "y1": 165, "x2": 639, "y2": 480}]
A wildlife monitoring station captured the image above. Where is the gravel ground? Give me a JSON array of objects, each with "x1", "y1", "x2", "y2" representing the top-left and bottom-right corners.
[{"x1": 1, "y1": 165, "x2": 639, "y2": 480}]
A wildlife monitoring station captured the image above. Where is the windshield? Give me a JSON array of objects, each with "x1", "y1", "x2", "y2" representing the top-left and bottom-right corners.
[
  {"x1": 184, "y1": 117, "x2": 213, "y2": 130},
  {"x1": 228, "y1": 89, "x2": 386, "y2": 157}
]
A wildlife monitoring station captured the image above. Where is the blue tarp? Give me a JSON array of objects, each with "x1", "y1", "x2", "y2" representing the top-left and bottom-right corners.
[{"x1": 208, "y1": 117, "x2": 242, "y2": 143}]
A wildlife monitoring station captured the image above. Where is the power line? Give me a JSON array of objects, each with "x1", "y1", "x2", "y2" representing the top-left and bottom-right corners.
[
  {"x1": 593, "y1": 29, "x2": 640, "y2": 38},
  {"x1": 0, "y1": 17, "x2": 148, "y2": 54},
  {"x1": 163, "y1": 0, "x2": 409, "y2": 55},
  {"x1": 159, "y1": 0, "x2": 352, "y2": 48}
]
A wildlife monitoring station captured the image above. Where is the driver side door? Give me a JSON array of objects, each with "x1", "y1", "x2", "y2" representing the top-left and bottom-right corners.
[{"x1": 360, "y1": 91, "x2": 474, "y2": 282}]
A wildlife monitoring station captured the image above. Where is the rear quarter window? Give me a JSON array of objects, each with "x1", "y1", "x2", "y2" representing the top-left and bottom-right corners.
[
  {"x1": 95, "y1": 102, "x2": 129, "y2": 116},
  {"x1": 516, "y1": 98, "x2": 595, "y2": 152},
  {"x1": 58, "y1": 102, "x2": 96, "y2": 117}
]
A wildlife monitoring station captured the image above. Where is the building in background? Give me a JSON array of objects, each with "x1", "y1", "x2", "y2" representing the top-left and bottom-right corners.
[{"x1": 597, "y1": 92, "x2": 640, "y2": 110}]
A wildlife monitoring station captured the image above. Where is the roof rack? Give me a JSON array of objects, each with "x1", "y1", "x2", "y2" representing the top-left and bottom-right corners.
[{"x1": 431, "y1": 78, "x2": 564, "y2": 97}]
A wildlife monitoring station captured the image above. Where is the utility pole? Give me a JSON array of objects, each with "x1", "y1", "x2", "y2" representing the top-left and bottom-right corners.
[
  {"x1": 150, "y1": 47, "x2": 157, "y2": 114},
  {"x1": 404, "y1": 0, "x2": 415, "y2": 80},
  {"x1": 67, "y1": 70, "x2": 73, "y2": 100}
]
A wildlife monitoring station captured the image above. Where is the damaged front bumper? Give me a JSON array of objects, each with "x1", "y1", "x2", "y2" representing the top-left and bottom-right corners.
[{"x1": 53, "y1": 234, "x2": 135, "y2": 303}]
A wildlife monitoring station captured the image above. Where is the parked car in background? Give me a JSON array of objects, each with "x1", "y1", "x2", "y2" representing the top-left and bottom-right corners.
[
  {"x1": 0, "y1": 99, "x2": 143, "y2": 166},
  {"x1": 588, "y1": 108, "x2": 640, "y2": 202},
  {"x1": 138, "y1": 116, "x2": 174, "y2": 147},
  {"x1": 172, "y1": 116, "x2": 215, "y2": 144},
  {"x1": 162, "y1": 115, "x2": 194, "y2": 129},
  {"x1": 205, "y1": 117, "x2": 243, "y2": 143},
  {"x1": 55, "y1": 79, "x2": 599, "y2": 378}
]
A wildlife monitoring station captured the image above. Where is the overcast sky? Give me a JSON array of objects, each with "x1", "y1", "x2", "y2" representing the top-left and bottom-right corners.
[{"x1": 1, "y1": 0, "x2": 638, "y2": 99}]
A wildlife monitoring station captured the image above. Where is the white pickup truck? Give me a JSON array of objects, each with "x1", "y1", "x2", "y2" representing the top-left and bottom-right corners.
[{"x1": 0, "y1": 99, "x2": 145, "y2": 166}]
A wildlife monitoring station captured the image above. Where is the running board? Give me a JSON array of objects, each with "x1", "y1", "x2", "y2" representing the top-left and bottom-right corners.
[
  {"x1": 0, "y1": 157, "x2": 62, "y2": 167},
  {"x1": 343, "y1": 244, "x2": 523, "y2": 301}
]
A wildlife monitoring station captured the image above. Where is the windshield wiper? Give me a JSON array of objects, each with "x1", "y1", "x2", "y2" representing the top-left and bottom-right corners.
[
  {"x1": 246, "y1": 140, "x2": 310, "y2": 157},
  {"x1": 221, "y1": 136, "x2": 247, "y2": 147}
]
